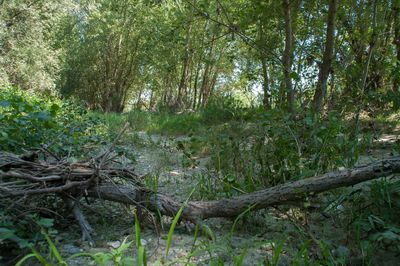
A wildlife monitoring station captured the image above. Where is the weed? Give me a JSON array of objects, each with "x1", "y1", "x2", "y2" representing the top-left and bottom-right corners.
[{"x1": 134, "y1": 211, "x2": 147, "y2": 266}]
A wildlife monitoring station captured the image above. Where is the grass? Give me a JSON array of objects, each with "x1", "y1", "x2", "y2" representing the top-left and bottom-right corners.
[
  {"x1": 97, "y1": 99, "x2": 256, "y2": 136},
  {"x1": 97, "y1": 110, "x2": 203, "y2": 136}
]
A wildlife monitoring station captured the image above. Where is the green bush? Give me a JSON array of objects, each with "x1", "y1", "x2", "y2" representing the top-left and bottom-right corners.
[
  {"x1": 0, "y1": 87, "x2": 107, "y2": 155},
  {"x1": 203, "y1": 110, "x2": 364, "y2": 193},
  {"x1": 201, "y1": 95, "x2": 250, "y2": 123}
]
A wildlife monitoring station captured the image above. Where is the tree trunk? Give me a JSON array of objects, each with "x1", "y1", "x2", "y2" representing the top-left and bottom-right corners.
[
  {"x1": 258, "y1": 20, "x2": 271, "y2": 110},
  {"x1": 88, "y1": 157, "x2": 400, "y2": 221},
  {"x1": 282, "y1": 0, "x2": 294, "y2": 113},
  {"x1": 177, "y1": 19, "x2": 193, "y2": 109},
  {"x1": 261, "y1": 57, "x2": 271, "y2": 110},
  {"x1": 2, "y1": 152, "x2": 400, "y2": 231},
  {"x1": 312, "y1": 0, "x2": 338, "y2": 112},
  {"x1": 393, "y1": 0, "x2": 400, "y2": 109},
  {"x1": 136, "y1": 89, "x2": 143, "y2": 109},
  {"x1": 192, "y1": 63, "x2": 201, "y2": 110}
]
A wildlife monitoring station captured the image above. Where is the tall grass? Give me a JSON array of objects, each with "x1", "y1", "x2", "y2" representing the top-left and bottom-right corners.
[{"x1": 98, "y1": 96, "x2": 256, "y2": 136}]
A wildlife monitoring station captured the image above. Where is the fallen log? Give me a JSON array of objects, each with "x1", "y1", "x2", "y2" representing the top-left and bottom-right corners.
[
  {"x1": 1, "y1": 149, "x2": 400, "y2": 237},
  {"x1": 88, "y1": 157, "x2": 400, "y2": 221}
]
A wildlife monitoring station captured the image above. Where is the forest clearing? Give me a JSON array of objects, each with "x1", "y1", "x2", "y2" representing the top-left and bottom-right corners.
[{"x1": 1, "y1": 0, "x2": 400, "y2": 265}]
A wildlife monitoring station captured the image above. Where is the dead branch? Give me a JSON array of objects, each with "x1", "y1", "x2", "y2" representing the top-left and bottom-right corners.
[{"x1": 65, "y1": 197, "x2": 94, "y2": 246}]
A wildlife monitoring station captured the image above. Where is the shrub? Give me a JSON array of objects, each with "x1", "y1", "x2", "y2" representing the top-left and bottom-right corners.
[
  {"x1": 0, "y1": 87, "x2": 107, "y2": 155},
  {"x1": 204, "y1": 110, "x2": 364, "y2": 193}
]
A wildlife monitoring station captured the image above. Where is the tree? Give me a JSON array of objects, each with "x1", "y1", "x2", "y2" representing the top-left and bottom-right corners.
[
  {"x1": 60, "y1": 0, "x2": 147, "y2": 112},
  {"x1": 282, "y1": 0, "x2": 295, "y2": 112},
  {"x1": 1, "y1": 0, "x2": 398, "y2": 114},
  {"x1": 0, "y1": 0, "x2": 69, "y2": 92},
  {"x1": 393, "y1": 0, "x2": 400, "y2": 109},
  {"x1": 312, "y1": 0, "x2": 338, "y2": 112}
]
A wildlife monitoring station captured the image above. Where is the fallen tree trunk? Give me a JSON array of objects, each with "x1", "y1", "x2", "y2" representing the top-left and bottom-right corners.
[
  {"x1": 2, "y1": 150, "x2": 400, "y2": 225},
  {"x1": 89, "y1": 157, "x2": 400, "y2": 221}
]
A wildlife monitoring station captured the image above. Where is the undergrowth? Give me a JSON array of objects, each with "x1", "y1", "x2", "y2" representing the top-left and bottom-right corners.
[
  {"x1": 0, "y1": 87, "x2": 108, "y2": 156},
  {"x1": 100, "y1": 96, "x2": 254, "y2": 135},
  {"x1": 176, "y1": 110, "x2": 372, "y2": 199},
  {"x1": 1, "y1": 90, "x2": 400, "y2": 265}
]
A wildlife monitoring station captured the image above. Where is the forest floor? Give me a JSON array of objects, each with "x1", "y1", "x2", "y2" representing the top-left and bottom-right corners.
[{"x1": 54, "y1": 124, "x2": 400, "y2": 266}]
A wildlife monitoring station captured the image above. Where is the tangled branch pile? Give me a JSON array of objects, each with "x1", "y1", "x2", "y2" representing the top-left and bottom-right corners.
[
  {"x1": 0, "y1": 151, "x2": 140, "y2": 198},
  {"x1": 0, "y1": 148, "x2": 144, "y2": 245}
]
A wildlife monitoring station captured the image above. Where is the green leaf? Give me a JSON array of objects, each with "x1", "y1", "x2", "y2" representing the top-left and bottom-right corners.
[
  {"x1": 37, "y1": 111, "x2": 50, "y2": 120},
  {"x1": 134, "y1": 211, "x2": 141, "y2": 248},
  {"x1": 50, "y1": 103, "x2": 60, "y2": 115},
  {"x1": 0, "y1": 227, "x2": 16, "y2": 239},
  {"x1": 0, "y1": 100, "x2": 10, "y2": 107},
  {"x1": 42, "y1": 230, "x2": 66, "y2": 265},
  {"x1": 166, "y1": 187, "x2": 196, "y2": 256},
  {"x1": 166, "y1": 205, "x2": 184, "y2": 257},
  {"x1": 137, "y1": 246, "x2": 147, "y2": 266},
  {"x1": 37, "y1": 218, "x2": 54, "y2": 228},
  {"x1": 0, "y1": 227, "x2": 30, "y2": 248},
  {"x1": 31, "y1": 247, "x2": 52, "y2": 266},
  {"x1": 290, "y1": 72, "x2": 300, "y2": 81},
  {"x1": 226, "y1": 174, "x2": 236, "y2": 183},
  {"x1": 15, "y1": 254, "x2": 36, "y2": 266}
]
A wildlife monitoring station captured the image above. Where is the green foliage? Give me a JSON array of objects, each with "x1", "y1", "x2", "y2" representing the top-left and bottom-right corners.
[
  {"x1": 0, "y1": 0, "x2": 67, "y2": 92},
  {"x1": 165, "y1": 204, "x2": 185, "y2": 257},
  {"x1": 201, "y1": 95, "x2": 251, "y2": 123},
  {"x1": 15, "y1": 233, "x2": 135, "y2": 266},
  {"x1": 0, "y1": 87, "x2": 107, "y2": 155},
  {"x1": 0, "y1": 207, "x2": 56, "y2": 249},
  {"x1": 203, "y1": 110, "x2": 363, "y2": 192},
  {"x1": 166, "y1": 187, "x2": 196, "y2": 257},
  {"x1": 100, "y1": 95, "x2": 251, "y2": 136},
  {"x1": 1, "y1": 1, "x2": 398, "y2": 264},
  {"x1": 264, "y1": 240, "x2": 285, "y2": 266},
  {"x1": 350, "y1": 179, "x2": 400, "y2": 253},
  {"x1": 17, "y1": 247, "x2": 52, "y2": 266}
]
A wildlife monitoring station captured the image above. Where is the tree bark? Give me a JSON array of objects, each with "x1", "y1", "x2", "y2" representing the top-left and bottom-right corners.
[
  {"x1": 312, "y1": 0, "x2": 338, "y2": 112},
  {"x1": 282, "y1": 0, "x2": 294, "y2": 113}
]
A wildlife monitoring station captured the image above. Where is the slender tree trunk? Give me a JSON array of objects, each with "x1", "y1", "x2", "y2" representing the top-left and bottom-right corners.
[
  {"x1": 282, "y1": 0, "x2": 294, "y2": 112},
  {"x1": 177, "y1": 18, "x2": 193, "y2": 108},
  {"x1": 193, "y1": 63, "x2": 201, "y2": 110},
  {"x1": 200, "y1": 39, "x2": 214, "y2": 108},
  {"x1": 393, "y1": 0, "x2": 400, "y2": 109},
  {"x1": 192, "y1": 21, "x2": 208, "y2": 110},
  {"x1": 261, "y1": 57, "x2": 271, "y2": 110},
  {"x1": 177, "y1": 54, "x2": 191, "y2": 108},
  {"x1": 258, "y1": 21, "x2": 270, "y2": 110},
  {"x1": 136, "y1": 89, "x2": 143, "y2": 109},
  {"x1": 162, "y1": 76, "x2": 169, "y2": 106},
  {"x1": 312, "y1": 0, "x2": 338, "y2": 112},
  {"x1": 200, "y1": 63, "x2": 210, "y2": 107},
  {"x1": 328, "y1": 71, "x2": 336, "y2": 110},
  {"x1": 205, "y1": 70, "x2": 218, "y2": 106}
]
